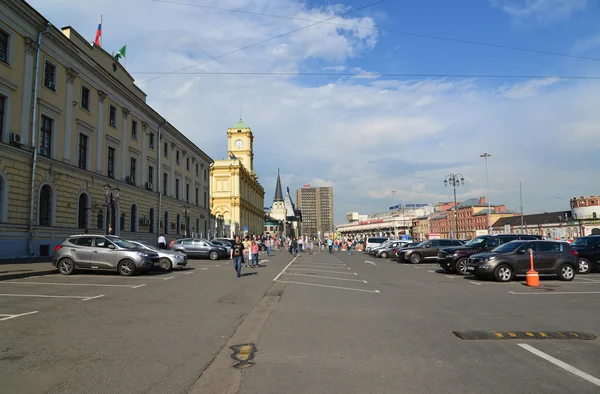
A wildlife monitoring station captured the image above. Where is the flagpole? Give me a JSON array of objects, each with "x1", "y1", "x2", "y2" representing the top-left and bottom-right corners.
[
  {"x1": 124, "y1": 42, "x2": 127, "y2": 68},
  {"x1": 100, "y1": 15, "x2": 103, "y2": 47}
]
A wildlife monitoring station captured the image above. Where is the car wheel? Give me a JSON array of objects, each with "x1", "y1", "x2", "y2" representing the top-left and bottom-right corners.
[
  {"x1": 577, "y1": 258, "x2": 591, "y2": 274},
  {"x1": 493, "y1": 265, "x2": 513, "y2": 282},
  {"x1": 557, "y1": 264, "x2": 575, "y2": 281},
  {"x1": 209, "y1": 251, "x2": 219, "y2": 260},
  {"x1": 381, "y1": 252, "x2": 388, "y2": 258},
  {"x1": 409, "y1": 253, "x2": 421, "y2": 264},
  {"x1": 454, "y1": 258, "x2": 469, "y2": 276},
  {"x1": 159, "y1": 257, "x2": 172, "y2": 272},
  {"x1": 118, "y1": 259, "x2": 136, "y2": 276},
  {"x1": 57, "y1": 258, "x2": 75, "y2": 275}
]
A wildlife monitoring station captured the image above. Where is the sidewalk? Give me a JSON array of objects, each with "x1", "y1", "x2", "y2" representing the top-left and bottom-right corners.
[{"x1": 0, "y1": 258, "x2": 56, "y2": 281}]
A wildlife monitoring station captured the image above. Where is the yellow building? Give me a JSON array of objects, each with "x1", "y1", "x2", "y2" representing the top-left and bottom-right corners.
[
  {"x1": 210, "y1": 119, "x2": 265, "y2": 238},
  {"x1": 0, "y1": 0, "x2": 213, "y2": 258}
]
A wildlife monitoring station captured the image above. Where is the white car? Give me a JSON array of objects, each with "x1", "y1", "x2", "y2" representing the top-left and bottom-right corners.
[{"x1": 364, "y1": 237, "x2": 389, "y2": 252}]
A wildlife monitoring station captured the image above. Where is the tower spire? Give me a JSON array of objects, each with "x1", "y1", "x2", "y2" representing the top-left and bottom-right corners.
[{"x1": 274, "y1": 168, "x2": 284, "y2": 202}]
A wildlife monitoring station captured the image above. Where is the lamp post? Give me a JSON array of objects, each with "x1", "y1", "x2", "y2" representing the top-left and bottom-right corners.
[
  {"x1": 182, "y1": 206, "x2": 191, "y2": 237},
  {"x1": 480, "y1": 153, "x2": 492, "y2": 233},
  {"x1": 444, "y1": 174, "x2": 464, "y2": 239},
  {"x1": 103, "y1": 184, "x2": 120, "y2": 235}
]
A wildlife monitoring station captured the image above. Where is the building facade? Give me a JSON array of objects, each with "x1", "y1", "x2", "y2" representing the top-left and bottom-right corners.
[
  {"x1": 570, "y1": 195, "x2": 600, "y2": 235},
  {"x1": 296, "y1": 185, "x2": 333, "y2": 238},
  {"x1": 491, "y1": 211, "x2": 581, "y2": 239},
  {"x1": 337, "y1": 205, "x2": 434, "y2": 239},
  {"x1": 0, "y1": 1, "x2": 212, "y2": 258},
  {"x1": 210, "y1": 119, "x2": 265, "y2": 238}
]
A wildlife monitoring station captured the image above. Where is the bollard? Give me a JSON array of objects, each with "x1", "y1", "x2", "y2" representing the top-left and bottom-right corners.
[{"x1": 526, "y1": 248, "x2": 540, "y2": 287}]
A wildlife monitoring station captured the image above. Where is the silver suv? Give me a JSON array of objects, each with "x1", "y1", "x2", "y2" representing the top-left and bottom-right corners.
[{"x1": 52, "y1": 235, "x2": 159, "y2": 276}]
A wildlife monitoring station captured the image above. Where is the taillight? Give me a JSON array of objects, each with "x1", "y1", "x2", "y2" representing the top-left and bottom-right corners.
[
  {"x1": 571, "y1": 250, "x2": 578, "y2": 256},
  {"x1": 53, "y1": 245, "x2": 63, "y2": 252}
]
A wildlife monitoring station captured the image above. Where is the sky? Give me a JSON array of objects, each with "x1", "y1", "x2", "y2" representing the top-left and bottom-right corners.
[{"x1": 29, "y1": 0, "x2": 600, "y2": 224}]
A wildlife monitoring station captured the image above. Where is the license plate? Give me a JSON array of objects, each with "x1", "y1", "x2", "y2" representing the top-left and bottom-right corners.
[{"x1": 467, "y1": 266, "x2": 475, "y2": 271}]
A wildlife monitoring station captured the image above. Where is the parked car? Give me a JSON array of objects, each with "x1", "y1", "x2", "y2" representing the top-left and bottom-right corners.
[
  {"x1": 52, "y1": 235, "x2": 159, "y2": 276},
  {"x1": 211, "y1": 240, "x2": 232, "y2": 254},
  {"x1": 569, "y1": 235, "x2": 600, "y2": 274},
  {"x1": 364, "y1": 237, "x2": 389, "y2": 253},
  {"x1": 399, "y1": 239, "x2": 464, "y2": 264},
  {"x1": 438, "y1": 234, "x2": 543, "y2": 275},
  {"x1": 368, "y1": 239, "x2": 398, "y2": 255},
  {"x1": 171, "y1": 238, "x2": 228, "y2": 260},
  {"x1": 393, "y1": 242, "x2": 421, "y2": 257},
  {"x1": 128, "y1": 240, "x2": 187, "y2": 271},
  {"x1": 213, "y1": 238, "x2": 235, "y2": 248},
  {"x1": 467, "y1": 240, "x2": 578, "y2": 282},
  {"x1": 374, "y1": 241, "x2": 412, "y2": 258}
]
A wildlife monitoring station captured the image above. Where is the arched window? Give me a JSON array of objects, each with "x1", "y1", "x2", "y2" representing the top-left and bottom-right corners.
[
  {"x1": 130, "y1": 204, "x2": 138, "y2": 232},
  {"x1": 0, "y1": 172, "x2": 7, "y2": 223},
  {"x1": 196, "y1": 218, "x2": 200, "y2": 237},
  {"x1": 77, "y1": 193, "x2": 89, "y2": 229},
  {"x1": 149, "y1": 208, "x2": 155, "y2": 233},
  {"x1": 176, "y1": 214, "x2": 181, "y2": 235},
  {"x1": 164, "y1": 211, "x2": 169, "y2": 234},
  {"x1": 39, "y1": 184, "x2": 53, "y2": 226}
]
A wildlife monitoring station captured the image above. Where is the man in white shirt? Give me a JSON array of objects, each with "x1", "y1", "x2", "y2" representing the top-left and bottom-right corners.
[{"x1": 158, "y1": 234, "x2": 166, "y2": 249}]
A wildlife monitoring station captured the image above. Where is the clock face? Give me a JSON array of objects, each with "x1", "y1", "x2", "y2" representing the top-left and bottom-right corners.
[{"x1": 235, "y1": 139, "x2": 244, "y2": 149}]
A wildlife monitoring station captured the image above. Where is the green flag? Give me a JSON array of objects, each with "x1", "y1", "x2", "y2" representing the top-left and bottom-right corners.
[{"x1": 114, "y1": 44, "x2": 126, "y2": 61}]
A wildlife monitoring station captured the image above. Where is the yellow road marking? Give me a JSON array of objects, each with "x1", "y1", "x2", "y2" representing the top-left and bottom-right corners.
[
  {"x1": 495, "y1": 332, "x2": 504, "y2": 338},
  {"x1": 526, "y1": 332, "x2": 535, "y2": 337},
  {"x1": 539, "y1": 332, "x2": 548, "y2": 337},
  {"x1": 508, "y1": 332, "x2": 518, "y2": 338},
  {"x1": 570, "y1": 332, "x2": 579, "y2": 337}
]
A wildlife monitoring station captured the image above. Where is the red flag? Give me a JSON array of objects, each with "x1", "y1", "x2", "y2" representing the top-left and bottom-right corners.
[{"x1": 94, "y1": 16, "x2": 102, "y2": 47}]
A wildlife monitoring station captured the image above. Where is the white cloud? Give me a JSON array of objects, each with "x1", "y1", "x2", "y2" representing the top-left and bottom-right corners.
[
  {"x1": 491, "y1": 0, "x2": 588, "y2": 23},
  {"x1": 498, "y1": 78, "x2": 560, "y2": 99}
]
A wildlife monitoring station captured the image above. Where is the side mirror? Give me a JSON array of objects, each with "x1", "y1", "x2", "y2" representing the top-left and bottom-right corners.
[
  {"x1": 516, "y1": 249, "x2": 525, "y2": 254},
  {"x1": 425, "y1": 244, "x2": 431, "y2": 248},
  {"x1": 108, "y1": 244, "x2": 115, "y2": 250}
]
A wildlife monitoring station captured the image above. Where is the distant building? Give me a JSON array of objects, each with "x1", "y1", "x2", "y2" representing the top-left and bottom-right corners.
[
  {"x1": 265, "y1": 170, "x2": 301, "y2": 237},
  {"x1": 492, "y1": 211, "x2": 580, "y2": 239},
  {"x1": 337, "y1": 204, "x2": 434, "y2": 238},
  {"x1": 570, "y1": 195, "x2": 600, "y2": 235},
  {"x1": 296, "y1": 185, "x2": 333, "y2": 238}
]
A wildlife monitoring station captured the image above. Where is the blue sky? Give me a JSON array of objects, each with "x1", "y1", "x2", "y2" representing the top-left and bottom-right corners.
[{"x1": 31, "y1": 0, "x2": 600, "y2": 223}]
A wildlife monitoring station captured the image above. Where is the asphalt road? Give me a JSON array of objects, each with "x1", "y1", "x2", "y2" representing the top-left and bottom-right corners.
[{"x1": 1, "y1": 249, "x2": 599, "y2": 393}]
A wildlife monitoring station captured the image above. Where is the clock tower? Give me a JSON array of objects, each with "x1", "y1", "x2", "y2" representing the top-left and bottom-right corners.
[{"x1": 227, "y1": 118, "x2": 255, "y2": 176}]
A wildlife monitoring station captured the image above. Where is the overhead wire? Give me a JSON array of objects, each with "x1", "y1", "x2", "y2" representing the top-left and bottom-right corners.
[
  {"x1": 139, "y1": 0, "x2": 387, "y2": 83},
  {"x1": 151, "y1": 0, "x2": 600, "y2": 63}
]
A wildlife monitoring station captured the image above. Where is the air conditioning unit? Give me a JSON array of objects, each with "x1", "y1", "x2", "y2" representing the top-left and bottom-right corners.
[
  {"x1": 9, "y1": 133, "x2": 21, "y2": 144},
  {"x1": 38, "y1": 147, "x2": 48, "y2": 156},
  {"x1": 145, "y1": 182, "x2": 153, "y2": 190}
]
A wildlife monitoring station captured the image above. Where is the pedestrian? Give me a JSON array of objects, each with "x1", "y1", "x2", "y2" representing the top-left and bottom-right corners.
[
  {"x1": 334, "y1": 239, "x2": 339, "y2": 252},
  {"x1": 327, "y1": 238, "x2": 333, "y2": 254},
  {"x1": 251, "y1": 241, "x2": 259, "y2": 268},
  {"x1": 298, "y1": 237, "x2": 303, "y2": 253},
  {"x1": 158, "y1": 234, "x2": 166, "y2": 249},
  {"x1": 291, "y1": 237, "x2": 298, "y2": 256},
  {"x1": 266, "y1": 238, "x2": 272, "y2": 257},
  {"x1": 306, "y1": 238, "x2": 312, "y2": 254},
  {"x1": 230, "y1": 235, "x2": 244, "y2": 278},
  {"x1": 347, "y1": 239, "x2": 353, "y2": 255},
  {"x1": 243, "y1": 237, "x2": 251, "y2": 267}
]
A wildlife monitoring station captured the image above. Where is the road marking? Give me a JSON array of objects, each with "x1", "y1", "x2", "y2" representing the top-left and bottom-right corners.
[
  {"x1": 259, "y1": 260, "x2": 269, "y2": 264},
  {"x1": 445, "y1": 275, "x2": 455, "y2": 279},
  {"x1": 0, "y1": 311, "x2": 39, "y2": 321},
  {"x1": 517, "y1": 343, "x2": 600, "y2": 387},
  {"x1": 283, "y1": 273, "x2": 367, "y2": 283},
  {"x1": 276, "y1": 280, "x2": 380, "y2": 293},
  {"x1": 509, "y1": 291, "x2": 600, "y2": 295},
  {"x1": 0, "y1": 293, "x2": 101, "y2": 300},
  {"x1": 185, "y1": 271, "x2": 195, "y2": 275},
  {"x1": 364, "y1": 261, "x2": 376, "y2": 265},
  {"x1": 273, "y1": 256, "x2": 298, "y2": 282},
  {"x1": 202, "y1": 268, "x2": 209, "y2": 270},
  {"x1": 297, "y1": 264, "x2": 349, "y2": 269},
  {"x1": 428, "y1": 270, "x2": 436, "y2": 273},
  {"x1": 82, "y1": 295, "x2": 105, "y2": 302},
  {"x1": 4, "y1": 281, "x2": 141, "y2": 288},
  {"x1": 291, "y1": 269, "x2": 358, "y2": 275},
  {"x1": 163, "y1": 277, "x2": 175, "y2": 281},
  {"x1": 575, "y1": 277, "x2": 600, "y2": 283},
  {"x1": 132, "y1": 284, "x2": 146, "y2": 288},
  {"x1": 469, "y1": 281, "x2": 482, "y2": 286},
  {"x1": 216, "y1": 265, "x2": 221, "y2": 267}
]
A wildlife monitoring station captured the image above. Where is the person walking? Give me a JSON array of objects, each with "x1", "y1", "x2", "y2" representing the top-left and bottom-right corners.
[
  {"x1": 266, "y1": 238, "x2": 272, "y2": 257},
  {"x1": 251, "y1": 241, "x2": 259, "y2": 268},
  {"x1": 158, "y1": 234, "x2": 166, "y2": 249},
  {"x1": 230, "y1": 235, "x2": 244, "y2": 278},
  {"x1": 347, "y1": 239, "x2": 353, "y2": 255},
  {"x1": 297, "y1": 237, "x2": 303, "y2": 253},
  {"x1": 291, "y1": 238, "x2": 298, "y2": 256},
  {"x1": 243, "y1": 237, "x2": 251, "y2": 267},
  {"x1": 327, "y1": 238, "x2": 333, "y2": 254}
]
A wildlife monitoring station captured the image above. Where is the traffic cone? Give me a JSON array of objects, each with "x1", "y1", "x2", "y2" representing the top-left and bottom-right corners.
[{"x1": 526, "y1": 249, "x2": 539, "y2": 287}]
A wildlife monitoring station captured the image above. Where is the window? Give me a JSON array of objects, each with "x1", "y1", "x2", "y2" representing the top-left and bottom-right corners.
[
  {"x1": 203, "y1": 191, "x2": 207, "y2": 208},
  {"x1": 81, "y1": 86, "x2": 90, "y2": 111},
  {"x1": 195, "y1": 163, "x2": 199, "y2": 176},
  {"x1": 39, "y1": 116, "x2": 52, "y2": 157},
  {"x1": 39, "y1": 184, "x2": 53, "y2": 226},
  {"x1": 164, "y1": 211, "x2": 169, "y2": 234},
  {"x1": 175, "y1": 179, "x2": 180, "y2": 199},
  {"x1": 95, "y1": 237, "x2": 114, "y2": 248},
  {"x1": 176, "y1": 214, "x2": 181, "y2": 235},
  {"x1": 164, "y1": 142, "x2": 168, "y2": 157},
  {"x1": 131, "y1": 120, "x2": 138, "y2": 139},
  {"x1": 78, "y1": 133, "x2": 88, "y2": 170},
  {"x1": 538, "y1": 242, "x2": 562, "y2": 253},
  {"x1": 107, "y1": 147, "x2": 115, "y2": 178},
  {"x1": 195, "y1": 188, "x2": 199, "y2": 205},
  {"x1": 74, "y1": 237, "x2": 93, "y2": 247},
  {"x1": 149, "y1": 208, "x2": 155, "y2": 233},
  {"x1": 204, "y1": 168, "x2": 207, "y2": 181},
  {"x1": 77, "y1": 193, "x2": 89, "y2": 229},
  {"x1": 163, "y1": 173, "x2": 168, "y2": 196},
  {"x1": 149, "y1": 133, "x2": 154, "y2": 149},
  {"x1": 186, "y1": 157, "x2": 190, "y2": 170},
  {"x1": 148, "y1": 166, "x2": 154, "y2": 186},
  {"x1": 186, "y1": 183, "x2": 190, "y2": 202},
  {"x1": 130, "y1": 204, "x2": 137, "y2": 232},
  {"x1": 43, "y1": 61, "x2": 56, "y2": 91},
  {"x1": 176, "y1": 150, "x2": 180, "y2": 164},
  {"x1": 0, "y1": 96, "x2": 5, "y2": 141},
  {"x1": 130, "y1": 157, "x2": 136, "y2": 184},
  {"x1": 0, "y1": 29, "x2": 8, "y2": 64},
  {"x1": 109, "y1": 105, "x2": 116, "y2": 127}
]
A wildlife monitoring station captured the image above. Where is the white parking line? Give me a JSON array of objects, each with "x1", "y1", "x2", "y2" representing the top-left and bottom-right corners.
[
  {"x1": 82, "y1": 295, "x2": 105, "y2": 301},
  {"x1": 276, "y1": 280, "x2": 380, "y2": 293},
  {"x1": 283, "y1": 273, "x2": 368, "y2": 283},
  {"x1": 132, "y1": 284, "x2": 146, "y2": 289},
  {"x1": 518, "y1": 343, "x2": 600, "y2": 387},
  {"x1": 290, "y1": 269, "x2": 358, "y2": 275},
  {"x1": 296, "y1": 264, "x2": 349, "y2": 269},
  {"x1": 509, "y1": 291, "x2": 600, "y2": 295},
  {"x1": 201, "y1": 268, "x2": 209, "y2": 271},
  {"x1": 3, "y1": 281, "x2": 142, "y2": 288},
  {"x1": 428, "y1": 270, "x2": 436, "y2": 273},
  {"x1": 163, "y1": 277, "x2": 175, "y2": 281},
  {"x1": 273, "y1": 256, "x2": 298, "y2": 282},
  {"x1": 0, "y1": 311, "x2": 39, "y2": 321},
  {"x1": 185, "y1": 271, "x2": 195, "y2": 275},
  {"x1": 0, "y1": 293, "x2": 103, "y2": 300},
  {"x1": 445, "y1": 275, "x2": 456, "y2": 279},
  {"x1": 469, "y1": 281, "x2": 482, "y2": 286},
  {"x1": 364, "y1": 261, "x2": 376, "y2": 265},
  {"x1": 575, "y1": 277, "x2": 600, "y2": 283}
]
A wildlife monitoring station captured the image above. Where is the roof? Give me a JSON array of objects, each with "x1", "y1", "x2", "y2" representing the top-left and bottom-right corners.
[
  {"x1": 274, "y1": 169, "x2": 284, "y2": 202},
  {"x1": 492, "y1": 211, "x2": 573, "y2": 227},
  {"x1": 232, "y1": 119, "x2": 248, "y2": 129},
  {"x1": 455, "y1": 198, "x2": 487, "y2": 209},
  {"x1": 431, "y1": 214, "x2": 447, "y2": 220}
]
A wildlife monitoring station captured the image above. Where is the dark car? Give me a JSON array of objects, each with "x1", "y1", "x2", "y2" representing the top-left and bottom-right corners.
[
  {"x1": 467, "y1": 240, "x2": 578, "y2": 282},
  {"x1": 171, "y1": 238, "x2": 228, "y2": 260},
  {"x1": 399, "y1": 239, "x2": 464, "y2": 264},
  {"x1": 569, "y1": 235, "x2": 600, "y2": 274},
  {"x1": 438, "y1": 234, "x2": 543, "y2": 275},
  {"x1": 374, "y1": 241, "x2": 412, "y2": 258}
]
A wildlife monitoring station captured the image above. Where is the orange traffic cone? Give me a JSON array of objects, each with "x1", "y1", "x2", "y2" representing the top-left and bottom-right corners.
[{"x1": 526, "y1": 249, "x2": 539, "y2": 287}]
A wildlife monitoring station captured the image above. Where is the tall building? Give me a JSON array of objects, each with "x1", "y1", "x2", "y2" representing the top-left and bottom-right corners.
[
  {"x1": 210, "y1": 119, "x2": 265, "y2": 238},
  {"x1": 296, "y1": 185, "x2": 333, "y2": 238},
  {"x1": 0, "y1": 0, "x2": 212, "y2": 258}
]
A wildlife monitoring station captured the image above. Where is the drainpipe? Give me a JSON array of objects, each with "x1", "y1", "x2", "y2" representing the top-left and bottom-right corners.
[
  {"x1": 157, "y1": 121, "x2": 167, "y2": 239},
  {"x1": 28, "y1": 24, "x2": 51, "y2": 256}
]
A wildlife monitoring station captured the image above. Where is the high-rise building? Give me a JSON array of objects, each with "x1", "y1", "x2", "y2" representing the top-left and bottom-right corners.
[{"x1": 296, "y1": 185, "x2": 334, "y2": 238}]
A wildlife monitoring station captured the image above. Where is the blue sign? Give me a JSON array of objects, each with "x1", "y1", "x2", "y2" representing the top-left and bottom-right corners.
[
  {"x1": 405, "y1": 203, "x2": 428, "y2": 208},
  {"x1": 244, "y1": 226, "x2": 248, "y2": 232}
]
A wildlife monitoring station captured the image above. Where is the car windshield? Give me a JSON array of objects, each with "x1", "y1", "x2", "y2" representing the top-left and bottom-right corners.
[
  {"x1": 491, "y1": 241, "x2": 526, "y2": 253},
  {"x1": 140, "y1": 242, "x2": 159, "y2": 251},
  {"x1": 571, "y1": 237, "x2": 593, "y2": 246},
  {"x1": 463, "y1": 237, "x2": 485, "y2": 247},
  {"x1": 414, "y1": 241, "x2": 428, "y2": 247},
  {"x1": 107, "y1": 237, "x2": 136, "y2": 249}
]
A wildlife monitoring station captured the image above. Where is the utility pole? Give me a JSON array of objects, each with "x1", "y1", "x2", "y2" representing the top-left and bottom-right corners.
[
  {"x1": 480, "y1": 153, "x2": 492, "y2": 233},
  {"x1": 390, "y1": 190, "x2": 398, "y2": 238},
  {"x1": 444, "y1": 174, "x2": 465, "y2": 239},
  {"x1": 520, "y1": 182, "x2": 524, "y2": 232}
]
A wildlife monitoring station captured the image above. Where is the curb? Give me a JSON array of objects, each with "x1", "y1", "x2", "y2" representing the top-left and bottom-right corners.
[{"x1": 0, "y1": 269, "x2": 57, "y2": 281}]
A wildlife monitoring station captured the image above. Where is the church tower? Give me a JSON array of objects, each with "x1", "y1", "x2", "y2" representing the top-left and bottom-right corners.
[
  {"x1": 227, "y1": 119, "x2": 255, "y2": 177},
  {"x1": 269, "y1": 169, "x2": 287, "y2": 222}
]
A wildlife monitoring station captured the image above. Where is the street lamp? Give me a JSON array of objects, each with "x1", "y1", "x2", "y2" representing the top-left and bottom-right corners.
[
  {"x1": 480, "y1": 153, "x2": 492, "y2": 233},
  {"x1": 182, "y1": 206, "x2": 191, "y2": 237},
  {"x1": 444, "y1": 174, "x2": 464, "y2": 239},
  {"x1": 103, "y1": 184, "x2": 120, "y2": 235}
]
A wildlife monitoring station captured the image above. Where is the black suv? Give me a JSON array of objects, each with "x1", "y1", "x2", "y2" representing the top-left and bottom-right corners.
[
  {"x1": 438, "y1": 234, "x2": 542, "y2": 275},
  {"x1": 399, "y1": 239, "x2": 464, "y2": 264},
  {"x1": 467, "y1": 240, "x2": 578, "y2": 282},
  {"x1": 570, "y1": 235, "x2": 600, "y2": 274}
]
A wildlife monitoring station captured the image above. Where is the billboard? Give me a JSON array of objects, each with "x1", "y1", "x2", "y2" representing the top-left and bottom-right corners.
[{"x1": 303, "y1": 184, "x2": 311, "y2": 188}]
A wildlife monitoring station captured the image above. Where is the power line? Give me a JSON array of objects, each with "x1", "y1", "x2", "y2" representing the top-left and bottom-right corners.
[
  {"x1": 139, "y1": 0, "x2": 387, "y2": 84},
  {"x1": 130, "y1": 71, "x2": 600, "y2": 79},
  {"x1": 152, "y1": 0, "x2": 600, "y2": 63}
]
